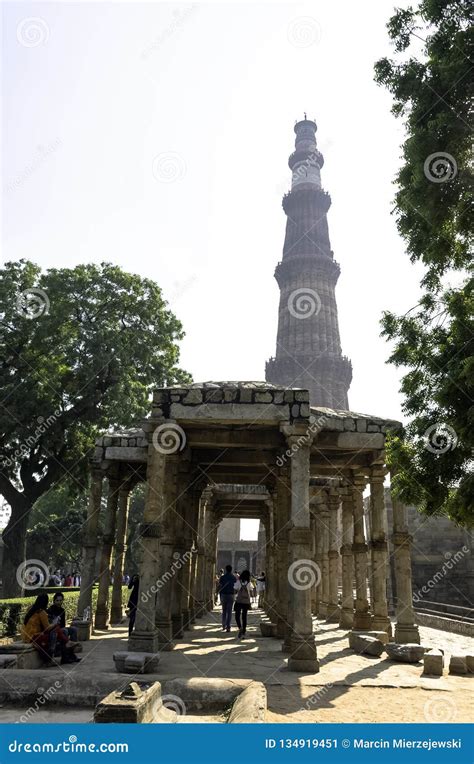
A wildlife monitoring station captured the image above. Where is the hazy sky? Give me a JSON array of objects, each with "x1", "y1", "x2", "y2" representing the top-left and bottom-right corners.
[{"x1": 3, "y1": 0, "x2": 423, "y2": 539}]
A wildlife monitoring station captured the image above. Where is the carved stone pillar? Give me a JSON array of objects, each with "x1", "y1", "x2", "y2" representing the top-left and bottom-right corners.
[
  {"x1": 351, "y1": 473, "x2": 372, "y2": 631},
  {"x1": 95, "y1": 475, "x2": 120, "y2": 629},
  {"x1": 182, "y1": 485, "x2": 201, "y2": 627},
  {"x1": 77, "y1": 470, "x2": 103, "y2": 618},
  {"x1": 319, "y1": 493, "x2": 330, "y2": 618},
  {"x1": 274, "y1": 470, "x2": 290, "y2": 640},
  {"x1": 312, "y1": 492, "x2": 325, "y2": 617},
  {"x1": 154, "y1": 454, "x2": 179, "y2": 650},
  {"x1": 326, "y1": 488, "x2": 341, "y2": 622},
  {"x1": 310, "y1": 512, "x2": 317, "y2": 615},
  {"x1": 110, "y1": 481, "x2": 133, "y2": 624},
  {"x1": 339, "y1": 487, "x2": 354, "y2": 629},
  {"x1": 369, "y1": 466, "x2": 391, "y2": 636},
  {"x1": 128, "y1": 434, "x2": 165, "y2": 654},
  {"x1": 391, "y1": 476, "x2": 420, "y2": 644},
  {"x1": 284, "y1": 430, "x2": 319, "y2": 673},
  {"x1": 194, "y1": 495, "x2": 207, "y2": 618}
]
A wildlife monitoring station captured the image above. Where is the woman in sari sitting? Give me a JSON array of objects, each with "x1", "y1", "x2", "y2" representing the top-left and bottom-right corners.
[{"x1": 21, "y1": 593, "x2": 77, "y2": 665}]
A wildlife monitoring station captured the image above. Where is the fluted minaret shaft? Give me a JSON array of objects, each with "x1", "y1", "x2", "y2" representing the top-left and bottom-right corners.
[{"x1": 266, "y1": 118, "x2": 352, "y2": 409}]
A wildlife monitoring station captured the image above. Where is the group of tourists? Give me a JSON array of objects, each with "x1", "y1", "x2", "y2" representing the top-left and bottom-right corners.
[
  {"x1": 48, "y1": 571, "x2": 81, "y2": 587},
  {"x1": 21, "y1": 592, "x2": 82, "y2": 666},
  {"x1": 216, "y1": 566, "x2": 266, "y2": 639}
]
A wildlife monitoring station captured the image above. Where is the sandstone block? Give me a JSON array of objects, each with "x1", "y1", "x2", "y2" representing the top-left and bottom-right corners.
[
  {"x1": 255, "y1": 392, "x2": 273, "y2": 403},
  {"x1": 385, "y1": 643, "x2": 426, "y2": 663},
  {"x1": 423, "y1": 649, "x2": 444, "y2": 676},
  {"x1": 449, "y1": 655, "x2": 467, "y2": 675},
  {"x1": 349, "y1": 632, "x2": 385, "y2": 657},
  {"x1": 113, "y1": 651, "x2": 160, "y2": 674},
  {"x1": 182, "y1": 389, "x2": 203, "y2": 404},
  {"x1": 466, "y1": 655, "x2": 474, "y2": 673}
]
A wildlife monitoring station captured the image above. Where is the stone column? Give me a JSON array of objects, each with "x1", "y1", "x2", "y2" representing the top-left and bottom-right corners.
[
  {"x1": 77, "y1": 469, "x2": 103, "y2": 618},
  {"x1": 194, "y1": 496, "x2": 206, "y2": 618},
  {"x1": 312, "y1": 493, "x2": 325, "y2": 617},
  {"x1": 369, "y1": 466, "x2": 391, "y2": 636},
  {"x1": 319, "y1": 493, "x2": 330, "y2": 618},
  {"x1": 285, "y1": 430, "x2": 319, "y2": 673},
  {"x1": 154, "y1": 455, "x2": 180, "y2": 650},
  {"x1": 95, "y1": 475, "x2": 120, "y2": 629},
  {"x1": 310, "y1": 512, "x2": 317, "y2": 615},
  {"x1": 339, "y1": 488, "x2": 354, "y2": 629},
  {"x1": 274, "y1": 471, "x2": 290, "y2": 639},
  {"x1": 326, "y1": 488, "x2": 341, "y2": 622},
  {"x1": 351, "y1": 473, "x2": 372, "y2": 631},
  {"x1": 110, "y1": 481, "x2": 133, "y2": 624},
  {"x1": 128, "y1": 435, "x2": 165, "y2": 654},
  {"x1": 182, "y1": 486, "x2": 200, "y2": 627},
  {"x1": 391, "y1": 478, "x2": 420, "y2": 644}
]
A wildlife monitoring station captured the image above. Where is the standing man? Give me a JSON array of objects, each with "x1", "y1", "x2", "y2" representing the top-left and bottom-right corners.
[{"x1": 218, "y1": 565, "x2": 236, "y2": 633}]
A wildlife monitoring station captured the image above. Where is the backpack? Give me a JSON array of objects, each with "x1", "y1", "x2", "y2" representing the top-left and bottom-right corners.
[{"x1": 236, "y1": 582, "x2": 251, "y2": 605}]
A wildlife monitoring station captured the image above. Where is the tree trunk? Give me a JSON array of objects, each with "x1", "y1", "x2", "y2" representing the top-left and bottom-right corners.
[{"x1": 1, "y1": 497, "x2": 32, "y2": 598}]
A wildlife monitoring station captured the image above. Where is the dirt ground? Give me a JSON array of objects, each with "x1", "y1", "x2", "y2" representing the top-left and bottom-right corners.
[{"x1": 266, "y1": 685, "x2": 472, "y2": 723}]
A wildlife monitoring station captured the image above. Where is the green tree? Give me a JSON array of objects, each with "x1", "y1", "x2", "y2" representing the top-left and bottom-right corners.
[
  {"x1": 26, "y1": 483, "x2": 88, "y2": 575},
  {"x1": 375, "y1": 1, "x2": 473, "y2": 524},
  {"x1": 0, "y1": 260, "x2": 191, "y2": 596}
]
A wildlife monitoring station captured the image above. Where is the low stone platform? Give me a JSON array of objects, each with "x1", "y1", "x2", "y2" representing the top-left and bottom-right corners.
[
  {"x1": 0, "y1": 642, "x2": 43, "y2": 669},
  {"x1": 0, "y1": 608, "x2": 472, "y2": 723}
]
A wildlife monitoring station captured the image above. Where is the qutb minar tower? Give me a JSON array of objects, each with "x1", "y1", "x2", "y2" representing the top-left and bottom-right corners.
[{"x1": 266, "y1": 117, "x2": 352, "y2": 409}]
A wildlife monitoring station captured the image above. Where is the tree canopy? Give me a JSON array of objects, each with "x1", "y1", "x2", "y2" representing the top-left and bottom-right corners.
[
  {"x1": 0, "y1": 259, "x2": 191, "y2": 595},
  {"x1": 375, "y1": 0, "x2": 473, "y2": 524}
]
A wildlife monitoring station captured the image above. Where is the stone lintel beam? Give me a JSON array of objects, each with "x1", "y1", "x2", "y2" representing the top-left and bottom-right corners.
[
  {"x1": 170, "y1": 402, "x2": 289, "y2": 423},
  {"x1": 312, "y1": 431, "x2": 385, "y2": 451},
  {"x1": 105, "y1": 447, "x2": 148, "y2": 462}
]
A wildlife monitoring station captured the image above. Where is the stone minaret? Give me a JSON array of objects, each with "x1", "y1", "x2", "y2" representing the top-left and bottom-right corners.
[{"x1": 266, "y1": 117, "x2": 352, "y2": 409}]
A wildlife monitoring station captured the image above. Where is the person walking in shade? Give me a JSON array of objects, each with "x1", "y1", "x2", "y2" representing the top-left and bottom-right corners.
[
  {"x1": 127, "y1": 574, "x2": 140, "y2": 636},
  {"x1": 234, "y1": 569, "x2": 252, "y2": 639},
  {"x1": 218, "y1": 565, "x2": 236, "y2": 632}
]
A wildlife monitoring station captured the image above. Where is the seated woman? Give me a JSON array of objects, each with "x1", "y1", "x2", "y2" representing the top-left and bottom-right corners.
[{"x1": 21, "y1": 593, "x2": 78, "y2": 665}]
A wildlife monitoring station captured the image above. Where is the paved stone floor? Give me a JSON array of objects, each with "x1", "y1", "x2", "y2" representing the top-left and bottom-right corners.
[{"x1": 1, "y1": 607, "x2": 472, "y2": 723}]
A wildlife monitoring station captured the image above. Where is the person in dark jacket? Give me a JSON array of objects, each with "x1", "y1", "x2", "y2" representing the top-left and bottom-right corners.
[
  {"x1": 47, "y1": 592, "x2": 80, "y2": 663},
  {"x1": 233, "y1": 569, "x2": 252, "y2": 639},
  {"x1": 127, "y1": 574, "x2": 140, "y2": 636},
  {"x1": 218, "y1": 565, "x2": 236, "y2": 632}
]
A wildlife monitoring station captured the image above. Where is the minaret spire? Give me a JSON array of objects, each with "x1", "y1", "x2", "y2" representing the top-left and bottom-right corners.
[{"x1": 265, "y1": 117, "x2": 352, "y2": 409}]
